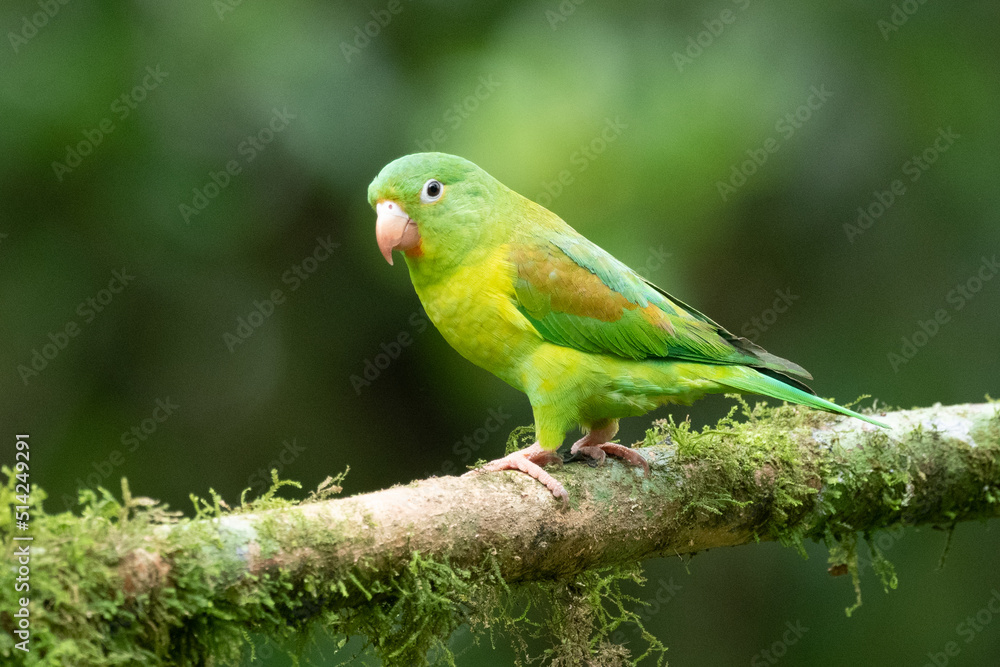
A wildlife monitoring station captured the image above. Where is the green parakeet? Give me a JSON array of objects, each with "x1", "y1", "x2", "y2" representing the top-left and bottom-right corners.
[{"x1": 368, "y1": 152, "x2": 887, "y2": 502}]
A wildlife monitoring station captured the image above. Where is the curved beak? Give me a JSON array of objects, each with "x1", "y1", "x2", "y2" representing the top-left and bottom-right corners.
[{"x1": 375, "y1": 200, "x2": 421, "y2": 265}]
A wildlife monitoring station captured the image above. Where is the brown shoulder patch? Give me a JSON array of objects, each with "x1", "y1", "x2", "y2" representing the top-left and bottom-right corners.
[{"x1": 512, "y1": 244, "x2": 638, "y2": 322}]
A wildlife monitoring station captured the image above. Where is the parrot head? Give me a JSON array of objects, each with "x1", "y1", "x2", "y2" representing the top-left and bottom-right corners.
[{"x1": 368, "y1": 152, "x2": 505, "y2": 269}]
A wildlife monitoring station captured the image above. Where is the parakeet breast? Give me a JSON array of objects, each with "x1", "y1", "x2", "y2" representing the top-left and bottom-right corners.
[{"x1": 405, "y1": 245, "x2": 537, "y2": 391}]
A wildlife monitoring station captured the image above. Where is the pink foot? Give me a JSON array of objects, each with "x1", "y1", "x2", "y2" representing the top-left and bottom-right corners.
[
  {"x1": 571, "y1": 423, "x2": 650, "y2": 477},
  {"x1": 573, "y1": 442, "x2": 650, "y2": 477},
  {"x1": 470, "y1": 443, "x2": 568, "y2": 504}
]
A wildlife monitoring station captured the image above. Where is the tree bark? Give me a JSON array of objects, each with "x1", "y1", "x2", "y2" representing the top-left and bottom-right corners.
[
  {"x1": 137, "y1": 401, "x2": 1000, "y2": 602},
  {"x1": 5, "y1": 401, "x2": 999, "y2": 665}
]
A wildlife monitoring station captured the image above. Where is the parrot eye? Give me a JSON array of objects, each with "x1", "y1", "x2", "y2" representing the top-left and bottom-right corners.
[{"x1": 421, "y1": 179, "x2": 444, "y2": 203}]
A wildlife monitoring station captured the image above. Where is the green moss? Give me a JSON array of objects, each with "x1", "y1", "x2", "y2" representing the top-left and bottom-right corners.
[
  {"x1": 505, "y1": 425, "x2": 536, "y2": 456},
  {"x1": 642, "y1": 396, "x2": 827, "y2": 549},
  {"x1": 0, "y1": 468, "x2": 664, "y2": 666},
  {"x1": 3, "y1": 400, "x2": 996, "y2": 664},
  {"x1": 285, "y1": 542, "x2": 667, "y2": 666},
  {"x1": 491, "y1": 565, "x2": 666, "y2": 667},
  {"x1": 638, "y1": 397, "x2": 999, "y2": 615}
]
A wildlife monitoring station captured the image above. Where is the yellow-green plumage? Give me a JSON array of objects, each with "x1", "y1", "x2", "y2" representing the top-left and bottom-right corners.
[{"x1": 368, "y1": 152, "x2": 886, "y2": 458}]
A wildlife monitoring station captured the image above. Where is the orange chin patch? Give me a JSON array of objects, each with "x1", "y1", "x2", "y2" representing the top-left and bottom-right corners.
[{"x1": 404, "y1": 241, "x2": 424, "y2": 259}]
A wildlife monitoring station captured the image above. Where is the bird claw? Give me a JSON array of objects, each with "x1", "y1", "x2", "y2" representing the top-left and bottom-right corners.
[
  {"x1": 473, "y1": 443, "x2": 568, "y2": 506},
  {"x1": 467, "y1": 437, "x2": 649, "y2": 507},
  {"x1": 571, "y1": 442, "x2": 650, "y2": 477},
  {"x1": 561, "y1": 451, "x2": 600, "y2": 468},
  {"x1": 571, "y1": 445, "x2": 607, "y2": 466}
]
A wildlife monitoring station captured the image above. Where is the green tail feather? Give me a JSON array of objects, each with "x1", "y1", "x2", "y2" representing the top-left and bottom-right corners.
[{"x1": 718, "y1": 367, "x2": 889, "y2": 428}]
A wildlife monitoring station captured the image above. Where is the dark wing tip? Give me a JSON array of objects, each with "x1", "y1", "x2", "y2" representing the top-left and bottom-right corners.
[
  {"x1": 755, "y1": 366, "x2": 818, "y2": 396},
  {"x1": 727, "y1": 335, "x2": 814, "y2": 381}
]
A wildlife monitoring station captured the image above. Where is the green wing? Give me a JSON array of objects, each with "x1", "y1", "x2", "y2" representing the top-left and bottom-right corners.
[{"x1": 510, "y1": 235, "x2": 813, "y2": 382}]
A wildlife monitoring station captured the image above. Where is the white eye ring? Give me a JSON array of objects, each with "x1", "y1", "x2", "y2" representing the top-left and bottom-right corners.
[{"x1": 420, "y1": 179, "x2": 444, "y2": 203}]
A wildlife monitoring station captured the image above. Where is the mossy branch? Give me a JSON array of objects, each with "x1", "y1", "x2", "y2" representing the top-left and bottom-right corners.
[{"x1": 2, "y1": 401, "x2": 999, "y2": 665}]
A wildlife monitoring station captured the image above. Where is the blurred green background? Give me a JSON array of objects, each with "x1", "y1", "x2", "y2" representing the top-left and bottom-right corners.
[{"x1": 2, "y1": 0, "x2": 999, "y2": 664}]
